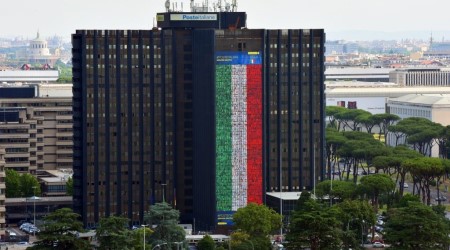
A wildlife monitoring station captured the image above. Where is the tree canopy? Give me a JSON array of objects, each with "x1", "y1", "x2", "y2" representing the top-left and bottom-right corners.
[
  {"x1": 359, "y1": 174, "x2": 395, "y2": 212},
  {"x1": 6, "y1": 169, "x2": 41, "y2": 198},
  {"x1": 96, "y1": 216, "x2": 137, "y2": 250},
  {"x1": 233, "y1": 202, "x2": 281, "y2": 238},
  {"x1": 29, "y1": 208, "x2": 90, "y2": 250},
  {"x1": 197, "y1": 235, "x2": 216, "y2": 250},
  {"x1": 144, "y1": 202, "x2": 186, "y2": 250},
  {"x1": 384, "y1": 201, "x2": 450, "y2": 249},
  {"x1": 286, "y1": 192, "x2": 343, "y2": 250}
]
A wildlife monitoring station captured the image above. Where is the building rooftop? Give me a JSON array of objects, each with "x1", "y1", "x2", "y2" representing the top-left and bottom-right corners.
[
  {"x1": 325, "y1": 67, "x2": 392, "y2": 76},
  {"x1": 389, "y1": 94, "x2": 450, "y2": 106},
  {"x1": 326, "y1": 84, "x2": 450, "y2": 98},
  {"x1": 266, "y1": 192, "x2": 305, "y2": 201},
  {"x1": 0, "y1": 70, "x2": 58, "y2": 83}
]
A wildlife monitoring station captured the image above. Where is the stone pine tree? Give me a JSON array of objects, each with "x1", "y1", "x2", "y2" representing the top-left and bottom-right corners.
[
  {"x1": 96, "y1": 215, "x2": 134, "y2": 250},
  {"x1": 28, "y1": 208, "x2": 91, "y2": 250},
  {"x1": 358, "y1": 174, "x2": 395, "y2": 212},
  {"x1": 144, "y1": 202, "x2": 186, "y2": 250},
  {"x1": 233, "y1": 203, "x2": 282, "y2": 250},
  {"x1": 384, "y1": 200, "x2": 450, "y2": 249},
  {"x1": 197, "y1": 234, "x2": 216, "y2": 250},
  {"x1": 286, "y1": 192, "x2": 343, "y2": 250}
]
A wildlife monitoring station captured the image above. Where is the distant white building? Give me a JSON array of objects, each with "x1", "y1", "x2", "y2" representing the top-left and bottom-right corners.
[
  {"x1": 389, "y1": 68, "x2": 450, "y2": 87},
  {"x1": 325, "y1": 67, "x2": 391, "y2": 82},
  {"x1": 0, "y1": 70, "x2": 59, "y2": 83},
  {"x1": 326, "y1": 81, "x2": 450, "y2": 114},
  {"x1": 387, "y1": 94, "x2": 450, "y2": 156}
]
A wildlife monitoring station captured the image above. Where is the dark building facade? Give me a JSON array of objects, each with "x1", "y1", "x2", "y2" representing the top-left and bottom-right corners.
[{"x1": 72, "y1": 12, "x2": 325, "y2": 229}]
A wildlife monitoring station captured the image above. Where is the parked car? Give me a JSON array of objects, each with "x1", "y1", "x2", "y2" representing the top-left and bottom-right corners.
[
  {"x1": 373, "y1": 241, "x2": 385, "y2": 248},
  {"x1": 375, "y1": 225, "x2": 383, "y2": 231},
  {"x1": 403, "y1": 183, "x2": 409, "y2": 188},
  {"x1": 20, "y1": 223, "x2": 32, "y2": 230},
  {"x1": 435, "y1": 195, "x2": 447, "y2": 202}
]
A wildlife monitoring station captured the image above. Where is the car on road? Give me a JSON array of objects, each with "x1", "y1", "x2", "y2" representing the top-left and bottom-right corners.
[
  {"x1": 375, "y1": 225, "x2": 384, "y2": 233},
  {"x1": 373, "y1": 241, "x2": 385, "y2": 248},
  {"x1": 403, "y1": 183, "x2": 409, "y2": 188},
  {"x1": 435, "y1": 195, "x2": 447, "y2": 202},
  {"x1": 376, "y1": 219, "x2": 384, "y2": 226}
]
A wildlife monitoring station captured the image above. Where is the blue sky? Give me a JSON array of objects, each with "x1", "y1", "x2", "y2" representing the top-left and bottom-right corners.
[{"x1": 2, "y1": 0, "x2": 450, "y2": 40}]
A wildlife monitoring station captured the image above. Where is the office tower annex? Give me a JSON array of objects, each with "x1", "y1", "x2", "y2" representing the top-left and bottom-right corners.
[{"x1": 72, "y1": 2, "x2": 325, "y2": 229}]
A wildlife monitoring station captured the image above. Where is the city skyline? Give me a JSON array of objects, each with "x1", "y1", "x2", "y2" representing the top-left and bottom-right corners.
[{"x1": 3, "y1": 0, "x2": 450, "y2": 41}]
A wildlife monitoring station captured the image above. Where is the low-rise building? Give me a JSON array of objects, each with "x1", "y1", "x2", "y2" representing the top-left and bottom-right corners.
[
  {"x1": 387, "y1": 94, "x2": 450, "y2": 156},
  {"x1": 389, "y1": 68, "x2": 450, "y2": 87}
]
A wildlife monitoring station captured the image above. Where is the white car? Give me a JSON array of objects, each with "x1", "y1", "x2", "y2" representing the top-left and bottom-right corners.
[{"x1": 373, "y1": 242, "x2": 385, "y2": 248}]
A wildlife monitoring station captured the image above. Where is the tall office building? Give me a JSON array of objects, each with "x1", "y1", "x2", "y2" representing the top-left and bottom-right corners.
[
  {"x1": 72, "y1": 9, "x2": 325, "y2": 229},
  {"x1": 0, "y1": 86, "x2": 73, "y2": 173}
]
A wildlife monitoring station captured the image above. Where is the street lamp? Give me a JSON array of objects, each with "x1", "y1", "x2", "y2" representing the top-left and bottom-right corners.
[
  {"x1": 142, "y1": 224, "x2": 148, "y2": 250},
  {"x1": 173, "y1": 241, "x2": 183, "y2": 250},
  {"x1": 160, "y1": 183, "x2": 167, "y2": 203},
  {"x1": 152, "y1": 243, "x2": 167, "y2": 250},
  {"x1": 30, "y1": 186, "x2": 40, "y2": 236},
  {"x1": 244, "y1": 239, "x2": 254, "y2": 250}
]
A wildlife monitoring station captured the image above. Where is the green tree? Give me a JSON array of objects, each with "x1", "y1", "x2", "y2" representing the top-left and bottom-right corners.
[
  {"x1": 325, "y1": 106, "x2": 348, "y2": 130},
  {"x1": 55, "y1": 59, "x2": 73, "y2": 83},
  {"x1": 315, "y1": 180, "x2": 357, "y2": 202},
  {"x1": 334, "y1": 109, "x2": 371, "y2": 131},
  {"x1": 5, "y1": 168, "x2": 21, "y2": 197},
  {"x1": 334, "y1": 200, "x2": 376, "y2": 248},
  {"x1": 373, "y1": 113, "x2": 400, "y2": 144},
  {"x1": 325, "y1": 127, "x2": 346, "y2": 180},
  {"x1": 5, "y1": 169, "x2": 41, "y2": 198},
  {"x1": 197, "y1": 235, "x2": 216, "y2": 250},
  {"x1": 384, "y1": 201, "x2": 450, "y2": 249},
  {"x1": 66, "y1": 176, "x2": 73, "y2": 196},
  {"x1": 144, "y1": 202, "x2": 185, "y2": 250},
  {"x1": 359, "y1": 174, "x2": 395, "y2": 212},
  {"x1": 29, "y1": 208, "x2": 90, "y2": 250},
  {"x1": 229, "y1": 231, "x2": 258, "y2": 250},
  {"x1": 21, "y1": 173, "x2": 41, "y2": 197},
  {"x1": 131, "y1": 227, "x2": 154, "y2": 250},
  {"x1": 388, "y1": 117, "x2": 443, "y2": 155},
  {"x1": 233, "y1": 203, "x2": 281, "y2": 238},
  {"x1": 96, "y1": 216, "x2": 134, "y2": 250},
  {"x1": 286, "y1": 192, "x2": 343, "y2": 250},
  {"x1": 402, "y1": 157, "x2": 446, "y2": 205}
]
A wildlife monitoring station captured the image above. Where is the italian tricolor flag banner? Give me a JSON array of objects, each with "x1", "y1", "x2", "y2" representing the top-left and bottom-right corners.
[{"x1": 215, "y1": 51, "x2": 263, "y2": 219}]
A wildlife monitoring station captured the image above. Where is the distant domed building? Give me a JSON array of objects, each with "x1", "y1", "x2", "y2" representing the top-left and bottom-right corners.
[{"x1": 26, "y1": 31, "x2": 58, "y2": 66}]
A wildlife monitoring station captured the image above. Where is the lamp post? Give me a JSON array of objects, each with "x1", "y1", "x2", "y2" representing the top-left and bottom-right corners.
[
  {"x1": 161, "y1": 183, "x2": 167, "y2": 203},
  {"x1": 173, "y1": 241, "x2": 183, "y2": 250},
  {"x1": 279, "y1": 143, "x2": 283, "y2": 242},
  {"x1": 361, "y1": 220, "x2": 365, "y2": 247},
  {"x1": 31, "y1": 186, "x2": 40, "y2": 236},
  {"x1": 142, "y1": 224, "x2": 148, "y2": 250},
  {"x1": 152, "y1": 243, "x2": 167, "y2": 250},
  {"x1": 244, "y1": 239, "x2": 254, "y2": 250}
]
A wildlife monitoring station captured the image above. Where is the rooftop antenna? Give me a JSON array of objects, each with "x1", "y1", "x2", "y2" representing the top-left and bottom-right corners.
[
  {"x1": 231, "y1": 0, "x2": 237, "y2": 11},
  {"x1": 217, "y1": 0, "x2": 222, "y2": 12},
  {"x1": 225, "y1": 1, "x2": 231, "y2": 12},
  {"x1": 429, "y1": 31, "x2": 433, "y2": 51},
  {"x1": 165, "y1": 0, "x2": 171, "y2": 12}
]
